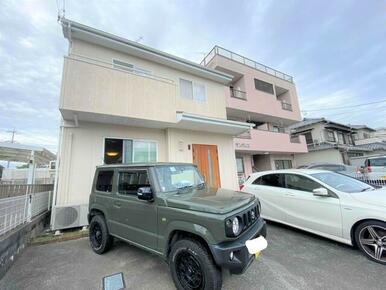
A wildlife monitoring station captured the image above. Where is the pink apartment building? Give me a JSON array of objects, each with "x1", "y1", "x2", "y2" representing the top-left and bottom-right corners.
[{"x1": 202, "y1": 46, "x2": 308, "y2": 182}]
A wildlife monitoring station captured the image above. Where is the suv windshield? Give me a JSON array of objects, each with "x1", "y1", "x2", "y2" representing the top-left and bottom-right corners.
[
  {"x1": 311, "y1": 172, "x2": 373, "y2": 193},
  {"x1": 155, "y1": 165, "x2": 204, "y2": 192}
]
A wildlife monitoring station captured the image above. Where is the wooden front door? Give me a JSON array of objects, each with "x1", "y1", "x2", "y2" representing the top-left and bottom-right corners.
[{"x1": 192, "y1": 144, "x2": 221, "y2": 188}]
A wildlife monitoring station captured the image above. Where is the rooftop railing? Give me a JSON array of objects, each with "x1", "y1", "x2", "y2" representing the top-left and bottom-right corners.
[{"x1": 201, "y1": 46, "x2": 294, "y2": 83}]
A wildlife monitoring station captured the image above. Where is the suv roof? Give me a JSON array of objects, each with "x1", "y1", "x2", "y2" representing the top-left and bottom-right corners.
[{"x1": 96, "y1": 162, "x2": 195, "y2": 169}]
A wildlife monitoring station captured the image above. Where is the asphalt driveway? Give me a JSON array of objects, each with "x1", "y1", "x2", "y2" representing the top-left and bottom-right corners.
[{"x1": 1, "y1": 222, "x2": 385, "y2": 290}]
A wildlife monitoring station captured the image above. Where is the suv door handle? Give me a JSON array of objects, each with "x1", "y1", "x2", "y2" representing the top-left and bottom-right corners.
[{"x1": 113, "y1": 201, "x2": 122, "y2": 208}]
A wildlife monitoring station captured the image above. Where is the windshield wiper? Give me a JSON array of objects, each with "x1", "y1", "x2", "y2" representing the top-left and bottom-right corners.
[
  {"x1": 176, "y1": 185, "x2": 194, "y2": 193},
  {"x1": 361, "y1": 187, "x2": 373, "y2": 192}
]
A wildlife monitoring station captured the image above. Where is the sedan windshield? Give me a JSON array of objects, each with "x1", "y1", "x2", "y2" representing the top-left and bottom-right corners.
[
  {"x1": 155, "y1": 165, "x2": 204, "y2": 192},
  {"x1": 311, "y1": 172, "x2": 373, "y2": 193}
]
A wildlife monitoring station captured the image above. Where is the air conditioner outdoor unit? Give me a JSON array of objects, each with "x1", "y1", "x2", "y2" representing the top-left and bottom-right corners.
[{"x1": 52, "y1": 204, "x2": 89, "y2": 230}]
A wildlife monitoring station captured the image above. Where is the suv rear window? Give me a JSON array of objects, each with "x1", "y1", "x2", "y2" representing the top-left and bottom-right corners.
[
  {"x1": 96, "y1": 170, "x2": 114, "y2": 192},
  {"x1": 368, "y1": 158, "x2": 386, "y2": 167}
]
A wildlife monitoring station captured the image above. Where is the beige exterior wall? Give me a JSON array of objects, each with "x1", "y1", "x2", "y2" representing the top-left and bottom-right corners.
[
  {"x1": 56, "y1": 122, "x2": 239, "y2": 206},
  {"x1": 61, "y1": 40, "x2": 228, "y2": 122},
  {"x1": 293, "y1": 149, "x2": 344, "y2": 167},
  {"x1": 56, "y1": 122, "x2": 168, "y2": 205}
]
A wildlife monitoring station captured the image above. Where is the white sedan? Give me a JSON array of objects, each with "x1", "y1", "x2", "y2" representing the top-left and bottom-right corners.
[{"x1": 241, "y1": 169, "x2": 386, "y2": 264}]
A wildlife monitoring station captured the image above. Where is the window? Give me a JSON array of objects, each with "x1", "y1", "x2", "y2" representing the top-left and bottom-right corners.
[
  {"x1": 368, "y1": 157, "x2": 386, "y2": 167},
  {"x1": 96, "y1": 171, "x2": 114, "y2": 192},
  {"x1": 113, "y1": 59, "x2": 151, "y2": 76},
  {"x1": 253, "y1": 174, "x2": 284, "y2": 187},
  {"x1": 274, "y1": 160, "x2": 292, "y2": 170},
  {"x1": 254, "y1": 78, "x2": 274, "y2": 94},
  {"x1": 104, "y1": 138, "x2": 157, "y2": 165},
  {"x1": 352, "y1": 133, "x2": 359, "y2": 141},
  {"x1": 272, "y1": 126, "x2": 285, "y2": 133},
  {"x1": 236, "y1": 157, "x2": 244, "y2": 173},
  {"x1": 312, "y1": 172, "x2": 372, "y2": 193},
  {"x1": 326, "y1": 130, "x2": 335, "y2": 142},
  {"x1": 118, "y1": 171, "x2": 149, "y2": 195},
  {"x1": 304, "y1": 132, "x2": 313, "y2": 144},
  {"x1": 285, "y1": 174, "x2": 321, "y2": 192},
  {"x1": 179, "y1": 79, "x2": 206, "y2": 101},
  {"x1": 337, "y1": 132, "x2": 344, "y2": 144},
  {"x1": 155, "y1": 165, "x2": 204, "y2": 192}
]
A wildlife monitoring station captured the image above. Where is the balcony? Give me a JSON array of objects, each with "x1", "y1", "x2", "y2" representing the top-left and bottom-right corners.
[
  {"x1": 59, "y1": 55, "x2": 177, "y2": 124},
  {"x1": 230, "y1": 88, "x2": 247, "y2": 100},
  {"x1": 234, "y1": 129, "x2": 308, "y2": 154},
  {"x1": 201, "y1": 46, "x2": 294, "y2": 83}
]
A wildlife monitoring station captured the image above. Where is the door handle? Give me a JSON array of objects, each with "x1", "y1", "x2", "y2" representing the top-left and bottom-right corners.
[
  {"x1": 113, "y1": 201, "x2": 122, "y2": 208},
  {"x1": 285, "y1": 193, "x2": 295, "y2": 197}
]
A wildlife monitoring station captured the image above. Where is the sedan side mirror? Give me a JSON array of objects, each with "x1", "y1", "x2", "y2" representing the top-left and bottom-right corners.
[
  {"x1": 137, "y1": 187, "x2": 153, "y2": 201},
  {"x1": 313, "y1": 188, "x2": 329, "y2": 197}
]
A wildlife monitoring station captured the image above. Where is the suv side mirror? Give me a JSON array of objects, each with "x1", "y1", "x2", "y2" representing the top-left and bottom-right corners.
[
  {"x1": 313, "y1": 188, "x2": 329, "y2": 197},
  {"x1": 137, "y1": 187, "x2": 153, "y2": 201}
]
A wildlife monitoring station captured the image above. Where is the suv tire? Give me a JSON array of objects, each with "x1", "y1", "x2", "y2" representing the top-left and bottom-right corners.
[
  {"x1": 89, "y1": 214, "x2": 113, "y2": 254},
  {"x1": 355, "y1": 220, "x2": 386, "y2": 265},
  {"x1": 169, "y1": 238, "x2": 222, "y2": 290}
]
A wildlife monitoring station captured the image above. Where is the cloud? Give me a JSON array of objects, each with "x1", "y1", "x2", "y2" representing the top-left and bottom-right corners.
[{"x1": 0, "y1": 0, "x2": 385, "y2": 158}]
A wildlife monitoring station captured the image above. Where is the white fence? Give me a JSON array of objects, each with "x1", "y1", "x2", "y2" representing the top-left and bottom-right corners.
[{"x1": 0, "y1": 185, "x2": 53, "y2": 236}]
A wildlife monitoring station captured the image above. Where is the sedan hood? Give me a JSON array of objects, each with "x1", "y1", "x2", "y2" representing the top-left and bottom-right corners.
[
  {"x1": 351, "y1": 188, "x2": 386, "y2": 207},
  {"x1": 162, "y1": 187, "x2": 255, "y2": 214}
]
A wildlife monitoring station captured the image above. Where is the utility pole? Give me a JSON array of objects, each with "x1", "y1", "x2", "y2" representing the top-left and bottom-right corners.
[{"x1": 6, "y1": 128, "x2": 16, "y2": 168}]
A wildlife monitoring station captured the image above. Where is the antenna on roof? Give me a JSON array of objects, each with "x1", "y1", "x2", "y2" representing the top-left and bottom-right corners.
[
  {"x1": 135, "y1": 36, "x2": 143, "y2": 43},
  {"x1": 56, "y1": 0, "x2": 66, "y2": 22}
]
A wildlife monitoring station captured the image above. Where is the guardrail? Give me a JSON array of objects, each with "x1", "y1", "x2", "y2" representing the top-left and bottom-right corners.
[
  {"x1": 0, "y1": 184, "x2": 53, "y2": 236},
  {"x1": 230, "y1": 88, "x2": 247, "y2": 100},
  {"x1": 355, "y1": 176, "x2": 386, "y2": 188},
  {"x1": 201, "y1": 46, "x2": 294, "y2": 83}
]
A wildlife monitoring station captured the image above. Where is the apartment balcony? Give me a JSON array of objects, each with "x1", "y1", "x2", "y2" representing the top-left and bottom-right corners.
[
  {"x1": 59, "y1": 55, "x2": 177, "y2": 125},
  {"x1": 203, "y1": 47, "x2": 302, "y2": 123},
  {"x1": 234, "y1": 129, "x2": 308, "y2": 154}
]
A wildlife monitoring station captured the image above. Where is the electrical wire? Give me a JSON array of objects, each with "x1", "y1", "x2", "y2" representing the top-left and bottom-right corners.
[{"x1": 301, "y1": 99, "x2": 386, "y2": 112}]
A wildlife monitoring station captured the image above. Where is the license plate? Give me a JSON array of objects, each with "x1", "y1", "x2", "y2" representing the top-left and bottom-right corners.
[{"x1": 245, "y1": 236, "x2": 268, "y2": 256}]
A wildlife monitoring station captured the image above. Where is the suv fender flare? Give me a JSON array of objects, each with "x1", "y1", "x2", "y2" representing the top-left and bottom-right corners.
[
  {"x1": 163, "y1": 221, "x2": 216, "y2": 253},
  {"x1": 88, "y1": 204, "x2": 109, "y2": 224}
]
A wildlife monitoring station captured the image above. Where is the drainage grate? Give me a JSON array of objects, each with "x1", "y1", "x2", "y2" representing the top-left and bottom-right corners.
[{"x1": 103, "y1": 272, "x2": 125, "y2": 290}]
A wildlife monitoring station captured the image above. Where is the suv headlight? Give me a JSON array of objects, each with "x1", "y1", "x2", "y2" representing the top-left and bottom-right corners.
[
  {"x1": 232, "y1": 217, "x2": 240, "y2": 235},
  {"x1": 225, "y1": 216, "x2": 242, "y2": 237}
]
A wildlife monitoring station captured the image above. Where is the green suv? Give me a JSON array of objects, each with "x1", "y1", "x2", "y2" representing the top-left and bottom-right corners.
[{"x1": 88, "y1": 163, "x2": 267, "y2": 290}]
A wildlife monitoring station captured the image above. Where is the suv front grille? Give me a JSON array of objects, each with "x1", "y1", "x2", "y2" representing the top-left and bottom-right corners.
[{"x1": 241, "y1": 204, "x2": 259, "y2": 231}]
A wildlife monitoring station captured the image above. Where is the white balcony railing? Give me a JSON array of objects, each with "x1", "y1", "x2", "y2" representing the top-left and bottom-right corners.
[
  {"x1": 230, "y1": 88, "x2": 247, "y2": 100},
  {"x1": 201, "y1": 46, "x2": 294, "y2": 83}
]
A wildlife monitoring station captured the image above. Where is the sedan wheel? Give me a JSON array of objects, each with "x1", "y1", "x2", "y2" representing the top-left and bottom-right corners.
[{"x1": 357, "y1": 223, "x2": 386, "y2": 264}]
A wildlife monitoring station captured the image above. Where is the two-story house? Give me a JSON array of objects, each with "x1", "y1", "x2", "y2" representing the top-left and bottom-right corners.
[
  {"x1": 51, "y1": 19, "x2": 252, "y2": 229},
  {"x1": 201, "y1": 46, "x2": 308, "y2": 181},
  {"x1": 290, "y1": 118, "x2": 373, "y2": 166}
]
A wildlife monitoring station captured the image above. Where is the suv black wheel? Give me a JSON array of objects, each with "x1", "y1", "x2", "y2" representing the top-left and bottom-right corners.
[
  {"x1": 89, "y1": 214, "x2": 113, "y2": 254},
  {"x1": 355, "y1": 220, "x2": 386, "y2": 265},
  {"x1": 169, "y1": 238, "x2": 222, "y2": 290}
]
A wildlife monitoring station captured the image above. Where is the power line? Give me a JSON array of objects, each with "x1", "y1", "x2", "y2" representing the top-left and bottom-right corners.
[{"x1": 301, "y1": 99, "x2": 386, "y2": 112}]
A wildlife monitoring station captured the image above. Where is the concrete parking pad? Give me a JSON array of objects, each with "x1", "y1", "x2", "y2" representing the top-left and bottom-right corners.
[{"x1": 1, "y1": 222, "x2": 385, "y2": 290}]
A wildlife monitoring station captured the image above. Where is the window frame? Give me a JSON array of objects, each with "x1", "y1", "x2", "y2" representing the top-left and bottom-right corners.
[
  {"x1": 284, "y1": 173, "x2": 338, "y2": 198},
  {"x1": 95, "y1": 170, "x2": 115, "y2": 194},
  {"x1": 103, "y1": 137, "x2": 158, "y2": 165},
  {"x1": 326, "y1": 130, "x2": 336, "y2": 142},
  {"x1": 274, "y1": 160, "x2": 293, "y2": 170},
  {"x1": 179, "y1": 78, "x2": 207, "y2": 102},
  {"x1": 252, "y1": 173, "x2": 285, "y2": 188},
  {"x1": 254, "y1": 78, "x2": 274, "y2": 95},
  {"x1": 116, "y1": 169, "x2": 151, "y2": 196},
  {"x1": 112, "y1": 58, "x2": 152, "y2": 76}
]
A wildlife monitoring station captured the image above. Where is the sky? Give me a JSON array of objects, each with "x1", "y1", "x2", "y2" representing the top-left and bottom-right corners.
[{"x1": 0, "y1": 0, "x2": 386, "y2": 157}]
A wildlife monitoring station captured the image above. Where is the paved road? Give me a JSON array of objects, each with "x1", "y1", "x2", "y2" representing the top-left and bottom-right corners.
[{"x1": 1, "y1": 222, "x2": 385, "y2": 290}]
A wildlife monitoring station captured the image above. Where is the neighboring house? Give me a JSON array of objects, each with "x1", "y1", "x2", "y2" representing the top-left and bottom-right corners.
[
  {"x1": 290, "y1": 118, "x2": 372, "y2": 166},
  {"x1": 374, "y1": 127, "x2": 386, "y2": 141},
  {"x1": 201, "y1": 46, "x2": 307, "y2": 181},
  {"x1": 52, "y1": 19, "x2": 252, "y2": 229}
]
